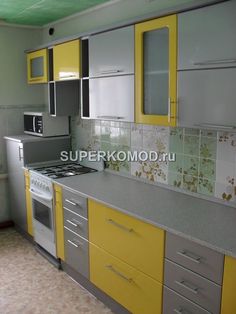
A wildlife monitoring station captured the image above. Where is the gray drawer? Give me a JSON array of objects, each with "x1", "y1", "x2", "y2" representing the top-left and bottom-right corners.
[
  {"x1": 165, "y1": 233, "x2": 224, "y2": 284},
  {"x1": 63, "y1": 188, "x2": 87, "y2": 218},
  {"x1": 64, "y1": 227, "x2": 89, "y2": 279},
  {"x1": 64, "y1": 207, "x2": 88, "y2": 240},
  {"x1": 163, "y1": 286, "x2": 211, "y2": 314},
  {"x1": 164, "y1": 259, "x2": 221, "y2": 314}
]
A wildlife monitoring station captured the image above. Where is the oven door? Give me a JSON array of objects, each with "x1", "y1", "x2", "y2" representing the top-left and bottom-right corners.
[{"x1": 30, "y1": 189, "x2": 56, "y2": 257}]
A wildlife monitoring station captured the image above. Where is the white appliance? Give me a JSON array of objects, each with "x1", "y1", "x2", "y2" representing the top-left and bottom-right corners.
[{"x1": 24, "y1": 112, "x2": 69, "y2": 137}]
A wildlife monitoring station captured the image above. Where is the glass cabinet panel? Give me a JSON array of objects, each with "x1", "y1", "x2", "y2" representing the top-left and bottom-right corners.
[
  {"x1": 27, "y1": 48, "x2": 48, "y2": 84},
  {"x1": 143, "y1": 27, "x2": 169, "y2": 115},
  {"x1": 135, "y1": 15, "x2": 177, "y2": 126},
  {"x1": 30, "y1": 56, "x2": 44, "y2": 78}
]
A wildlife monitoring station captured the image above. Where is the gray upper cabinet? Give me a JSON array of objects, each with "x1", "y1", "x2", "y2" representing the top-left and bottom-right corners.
[
  {"x1": 89, "y1": 26, "x2": 134, "y2": 77},
  {"x1": 178, "y1": 0, "x2": 236, "y2": 70}
]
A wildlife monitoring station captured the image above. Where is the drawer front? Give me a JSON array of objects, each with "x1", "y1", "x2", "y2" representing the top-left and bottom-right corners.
[
  {"x1": 88, "y1": 199, "x2": 165, "y2": 282},
  {"x1": 64, "y1": 227, "x2": 89, "y2": 278},
  {"x1": 163, "y1": 286, "x2": 211, "y2": 314},
  {"x1": 90, "y1": 243, "x2": 163, "y2": 314},
  {"x1": 164, "y1": 259, "x2": 221, "y2": 314},
  {"x1": 165, "y1": 233, "x2": 224, "y2": 284},
  {"x1": 64, "y1": 207, "x2": 88, "y2": 240},
  {"x1": 63, "y1": 189, "x2": 87, "y2": 218}
]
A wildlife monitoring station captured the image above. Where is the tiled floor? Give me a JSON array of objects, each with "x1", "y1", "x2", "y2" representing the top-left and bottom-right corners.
[{"x1": 0, "y1": 228, "x2": 113, "y2": 314}]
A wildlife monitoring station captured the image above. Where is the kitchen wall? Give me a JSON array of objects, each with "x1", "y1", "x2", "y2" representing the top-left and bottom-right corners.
[
  {"x1": 0, "y1": 25, "x2": 45, "y2": 222},
  {"x1": 71, "y1": 117, "x2": 236, "y2": 204}
]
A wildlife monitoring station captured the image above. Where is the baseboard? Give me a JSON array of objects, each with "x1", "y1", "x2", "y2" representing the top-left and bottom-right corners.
[{"x1": 0, "y1": 220, "x2": 14, "y2": 229}]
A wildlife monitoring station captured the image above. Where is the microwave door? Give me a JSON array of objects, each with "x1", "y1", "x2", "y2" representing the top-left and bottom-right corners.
[{"x1": 24, "y1": 115, "x2": 34, "y2": 132}]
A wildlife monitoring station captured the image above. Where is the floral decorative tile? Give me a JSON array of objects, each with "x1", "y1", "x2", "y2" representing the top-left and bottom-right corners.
[
  {"x1": 168, "y1": 172, "x2": 183, "y2": 189},
  {"x1": 198, "y1": 178, "x2": 215, "y2": 196},
  {"x1": 199, "y1": 158, "x2": 216, "y2": 181},
  {"x1": 200, "y1": 136, "x2": 217, "y2": 159},
  {"x1": 215, "y1": 181, "x2": 236, "y2": 202},
  {"x1": 143, "y1": 127, "x2": 169, "y2": 153},
  {"x1": 169, "y1": 153, "x2": 183, "y2": 174},
  {"x1": 183, "y1": 156, "x2": 199, "y2": 177},
  {"x1": 183, "y1": 174, "x2": 198, "y2": 193},
  {"x1": 131, "y1": 160, "x2": 168, "y2": 184},
  {"x1": 184, "y1": 135, "x2": 200, "y2": 156},
  {"x1": 169, "y1": 128, "x2": 184, "y2": 154},
  {"x1": 217, "y1": 132, "x2": 236, "y2": 163},
  {"x1": 131, "y1": 124, "x2": 143, "y2": 148}
]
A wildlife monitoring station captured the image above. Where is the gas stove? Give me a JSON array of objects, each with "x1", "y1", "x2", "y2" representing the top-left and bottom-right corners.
[{"x1": 32, "y1": 162, "x2": 97, "y2": 179}]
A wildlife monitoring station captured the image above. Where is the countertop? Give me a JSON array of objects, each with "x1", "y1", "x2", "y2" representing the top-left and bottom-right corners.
[
  {"x1": 55, "y1": 171, "x2": 236, "y2": 258},
  {"x1": 4, "y1": 134, "x2": 70, "y2": 143}
]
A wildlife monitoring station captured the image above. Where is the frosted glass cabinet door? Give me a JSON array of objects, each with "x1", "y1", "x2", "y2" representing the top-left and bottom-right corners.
[
  {"x1": 135, "y1": 15, "x2": 177, "y2": 126},
  {"x1": 27, "y1": 49, "x2": 48, "y2": 84}
]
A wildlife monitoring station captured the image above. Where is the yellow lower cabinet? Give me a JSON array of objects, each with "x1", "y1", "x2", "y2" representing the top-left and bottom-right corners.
[
  {"x1": 24, "y1": 170, "x2": 33, "y2": 236},
  {"x1": 54, "y1": 184, "x2": 65, "y2": 260},
  {"x1": 221, "y1": 255, "x2": 236, "y2": 314},
  {"x1": 90, "y1": 243, "x2": 162, "y2": 314},
  {"x1": 88, "y1": 199, "x2": 165, "y2": 282}
]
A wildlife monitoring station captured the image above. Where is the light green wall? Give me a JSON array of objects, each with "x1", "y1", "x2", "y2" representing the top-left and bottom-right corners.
[{"x1": 42, "y1": 0, "x2": 218, "y2": 43}]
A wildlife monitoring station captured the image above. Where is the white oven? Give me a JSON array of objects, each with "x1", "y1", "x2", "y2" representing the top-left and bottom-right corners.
[{"x1": 30, "y1": 173, "x2": 56, "y2": 257}]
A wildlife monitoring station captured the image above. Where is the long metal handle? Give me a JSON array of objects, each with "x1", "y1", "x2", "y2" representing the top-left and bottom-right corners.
[
  {"x1": 168, "y1": 98, "x2": 171, "y2": 123},
  {"x1": 175, "y1": 280, "x2": 199, "y2": 294},
  {"x1": 29, "y1": 188, "x2": 52, "y2": 202},
  {"x1": 96, "y1": 115, "x2": 124, "y2": 120},
  {"x1": 193, "y1": 58, "x2": 236, "y2": 66},
  {"x1": 98, "y1": 69, "x2": 123, "y2": 75},
  {"x1": 33, "y1": 116, "x2": 36, "y2": 133},
  {"x1": 177, "y1": 250, "x2": 201, "y2": 264},
  {"x1": 59, "y1": 74, "x2": 77, "y2": 78},
  {"x1": 18, "y1": 146, "x2": 23, "y2": 161},
  {"x1": 67, "y1": 239, "x2": 78, "y2": 248},
  {"x1": 107, "y1": 218, "x2": 133, "y2": 233},
  {"x1": 196, "y1": 123, "x2": 236, "y2": 130},
  {"x1": 66, "y1": 219, "x2": 82, "y2": 227},
  {"x1": 106, "y1": 265, "x2": 133, "y2": 283},
  {"x1": 174, "y1": 309, "x2": 191, "y2": 314},
  {"x1": 65, "y1": 199, "x2": 82, "y2": 207}
]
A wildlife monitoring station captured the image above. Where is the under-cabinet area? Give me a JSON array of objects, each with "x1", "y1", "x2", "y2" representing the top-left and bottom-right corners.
[{"x1": 1, "y1": 0, "x2": 236, "y2": 313}]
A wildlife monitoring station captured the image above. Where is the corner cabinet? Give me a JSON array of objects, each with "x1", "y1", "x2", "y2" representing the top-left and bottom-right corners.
[
  {"x1": 27, "y1": 48, "x2": 48, "y2": 84},
  {"x1": 53, "y1": 39, "x2": 80, "y2": 81},
  {"x1": 135, "y1": 15, "x2": 177, "y2": 127}
]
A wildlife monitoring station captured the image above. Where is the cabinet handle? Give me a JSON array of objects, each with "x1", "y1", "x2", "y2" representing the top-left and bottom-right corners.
[
  {"x1": 59, "y1": 74, "x2": 77, "y2": 78},
  {"x1": 98, "y1": 69, "x2": 123, "y2": 75},
  {"x1": 67, "y1": 239, "x2": 83, "y2": 248},
  {"x1": 174, "y1": 309, "x2": 191, "y2": 314},
  {"x1": 168, "y1": 98, "x2": 176, "y2": 123},
  {"x1": 18, "y1": 146, "x2": 23, "y2": 161},
  {"x1": 106, "y1": 265, "x2": 133, "y2": 283},
  {"x1": 96, "y1": 115, "x2": 124, "y2": 120},
  {"x1": 107, "y1": 218, "x2": 133, "y2": 233},
  {"x1": 193, "y1": 58, "x2": 236, "y2": 66},
  {"x1": 66, "y1": 219, "x2": 82, "y2": 227},
  {"x1": 195, "y1": 123, "x2": 236, "y2": 130},
  {"x1": 65, "y1": 199, "x2": 82, "y2": 207},
  {"x1": 175, "y1": 280, "x2": 199, "y2": 294},
  {"x1": 177, "y1": 250, "x2": 201, "y2": 264}
]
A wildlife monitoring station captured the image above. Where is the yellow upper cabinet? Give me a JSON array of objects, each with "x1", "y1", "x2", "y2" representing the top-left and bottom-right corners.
[
  {"x1": 27, "y1": 48, "x2": 48, "y2": 84},
  {"x1": 53, "y1": 39, "x2": 80, "y2": 81},
  {"x1": 221, "y1": 255, "x2": 236, "y2": 314},
  {"x1": 135, "y1": 15, "x2": 177, "y2": 126}
]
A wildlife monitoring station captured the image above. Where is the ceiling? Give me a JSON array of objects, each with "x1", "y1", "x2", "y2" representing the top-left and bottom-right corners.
[{"x1": 0, "y1": 0, "x2": 112, "y2": 26}]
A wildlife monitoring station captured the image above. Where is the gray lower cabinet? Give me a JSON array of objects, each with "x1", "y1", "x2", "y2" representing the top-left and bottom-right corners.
[
  {"x1": 178, "y1": 0, "x2": 236, "y2": 70},
  {"x1": 89, "y1": 26, "x2": 134, "y2": 78},
  {"x1": 64, "y1": 227, "x2": 89, "y2": 279},
  {"x1": 178, "y1": 68, "x2": 236, "y2": 128},
  {"x1": 89, "y1": 75, "x2": 134, "y2": 122},
  {"x1": 163, "y1": 286, "x2": 211, "y2": 314}
]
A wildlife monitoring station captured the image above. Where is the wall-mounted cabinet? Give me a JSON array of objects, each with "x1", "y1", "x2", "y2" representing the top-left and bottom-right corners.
[
  {"x1": 49, "y1": 80, "x2": 79, "y2": 116},
  {"x1": 135, "y1": 15, "x2": 177, "y2": 127},
  {"x1": 53, "y1": 39, "x2": 80, "y2": 81},
  {"x1": 178, "y1": 0, "x2": 236, "y2": 70},
  {"x1": 89, "y1": 26, "x2": 134, "y2": 78},
  {"x1": 27, "y1": 48, "x2": 48, "y2": 84}
]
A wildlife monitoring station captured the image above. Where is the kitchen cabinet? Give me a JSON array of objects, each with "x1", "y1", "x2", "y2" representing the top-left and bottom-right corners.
[
  {"x1": 27, "y1": 49, "x2": 48, "y2": 84},
  {"x1": 88, "y1": 75, "x2": 134, "y2": 122},
  {"x1": 54, "y1": 184, "x2": 65, "y2": 261},
  {"x1": 53, "y1": 39, "x2": 80, "y2": 81},
  {"x1": 49, "y1": 80, "x2": 79, "y2": 116},
  {"x1": 135, "y1": 15, "x2": 177, "y2": 126},
  {"x1": 89, "y1": 26, "x2": 134, "y2": 78},
  {"x1": 25, "y1": 170, "x2": 33, "y2": 236},
  {"x1": 178, "y1": 0, "x2": 236, "y2": 70},
  {"x1": 178, "y1": 68, "x2": 236, "y2": 128},
  {"x1": 221, "y1": 255, "x2": 236, "y2": 314}
]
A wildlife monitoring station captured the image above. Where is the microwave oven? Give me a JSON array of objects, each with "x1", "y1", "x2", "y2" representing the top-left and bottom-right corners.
[{"x1": 24, "y1": 112, "x2": 69, "y2": 137}]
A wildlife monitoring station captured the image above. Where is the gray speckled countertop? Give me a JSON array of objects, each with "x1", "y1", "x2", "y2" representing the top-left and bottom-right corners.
[{"x1": 55, "y1": 171, "x2": 236, "y2": 258}]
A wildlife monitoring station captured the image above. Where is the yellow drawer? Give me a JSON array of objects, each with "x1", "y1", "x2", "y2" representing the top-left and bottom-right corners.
[
  {"x1": 90, "y1": 243, "x2": 163, "y2": 314},
  {"x1": 54, "y1": 184, "x2": 65, "y2": 261},
  {"x1": 88, "y1": 199, "x2": 165, "y2": 282}
]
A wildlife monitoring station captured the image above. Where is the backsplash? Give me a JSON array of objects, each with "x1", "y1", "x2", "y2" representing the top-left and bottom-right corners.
[{"x1": 71, "y1": 116, "x2": 236, "y2": 203}]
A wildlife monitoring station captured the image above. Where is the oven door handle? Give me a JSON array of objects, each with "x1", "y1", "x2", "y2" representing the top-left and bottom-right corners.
[{"x1": 29, "y1": 189, "x2": 53, "y2": 202}]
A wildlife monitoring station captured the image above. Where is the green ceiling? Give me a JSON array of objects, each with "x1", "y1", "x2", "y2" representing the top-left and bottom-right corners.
[{"x1": 0, "y1": 0, "x2": 111, "y2": 26}]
